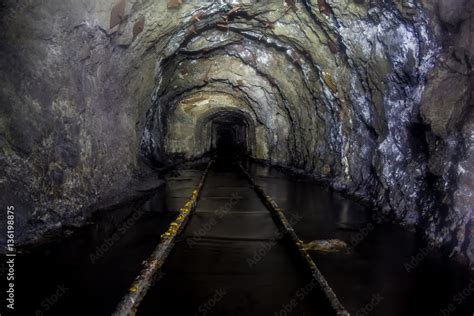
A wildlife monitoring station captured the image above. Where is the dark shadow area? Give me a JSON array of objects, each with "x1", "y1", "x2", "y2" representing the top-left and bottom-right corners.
[
  {"x1": 214, "y1": 125, "x2": 245, "y2": 157},
  {"x1": 211, "y1": 113, "x2": 249, "y2": 161}
]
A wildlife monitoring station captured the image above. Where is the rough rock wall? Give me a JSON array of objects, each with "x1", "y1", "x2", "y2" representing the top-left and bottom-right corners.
[
  {"x1": 0, "y1": 0, "x2": 472, "y2": 265},
  {"x1": 418, "y1": 0, "x2": 473, "y2": 264},
  {"x1": 0, "y1": 0, "x2": 161, "y2": 243}
]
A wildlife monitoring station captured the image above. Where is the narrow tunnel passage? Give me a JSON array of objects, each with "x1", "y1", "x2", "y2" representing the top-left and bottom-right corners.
[{"x1": 2, "y1": 0, "x2": 474, "y2": 315}]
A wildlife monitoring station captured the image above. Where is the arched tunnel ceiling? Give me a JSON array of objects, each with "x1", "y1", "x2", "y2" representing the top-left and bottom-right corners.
[
  {"x1": 1, "y1": 0, "x2": 472, "y2": 265},
  {"x1": 139, "y1": 0, "x2": 437, "y2": 187}
]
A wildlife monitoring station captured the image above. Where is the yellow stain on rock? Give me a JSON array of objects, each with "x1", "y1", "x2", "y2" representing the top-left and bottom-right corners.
[{"x1": 322, "y1": 72, "x2": 338, "y2": 93}]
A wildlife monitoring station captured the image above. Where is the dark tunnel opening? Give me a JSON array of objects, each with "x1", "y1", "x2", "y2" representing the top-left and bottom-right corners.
[
  {"x1": 213, "y1": 123, "x2": 247, "y2": 158},
  {"x1": 203, "y1": 110, "x2": 253, "y2": 160}
]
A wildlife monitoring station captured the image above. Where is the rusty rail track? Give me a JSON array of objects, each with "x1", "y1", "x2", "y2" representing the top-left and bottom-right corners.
[
  {"x1": 238, "y1": 163, "x2": 350, "y2": 316},
  {"x1": 113, "y1": 160, "x2": 214, "y2": 316}
]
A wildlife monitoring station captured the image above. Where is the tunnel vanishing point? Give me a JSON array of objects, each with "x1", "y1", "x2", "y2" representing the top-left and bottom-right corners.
[{"x1": 0, "y1": 0, "x2": 473, "y2": 315}]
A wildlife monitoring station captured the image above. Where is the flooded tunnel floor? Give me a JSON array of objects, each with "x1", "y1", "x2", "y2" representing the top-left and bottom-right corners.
[
  {"x1": 11, "y1": 160, "x2": 474, "y2": 315},
  {"x1": 138, "y1": 161, "x2": 322, "y2": 315},
  {"x1": 13, "y1": 165, "x2": 207, "y2": 315}
]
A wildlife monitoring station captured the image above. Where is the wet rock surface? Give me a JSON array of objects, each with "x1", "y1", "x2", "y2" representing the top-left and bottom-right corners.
[{"x1": 0, "y1": 0, "x2": 473, "y2": 266}]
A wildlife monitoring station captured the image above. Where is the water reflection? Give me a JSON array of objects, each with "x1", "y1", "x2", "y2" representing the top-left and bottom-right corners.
[{"x1": 249, "y1": 162, "x2": 474, "y2": 316}]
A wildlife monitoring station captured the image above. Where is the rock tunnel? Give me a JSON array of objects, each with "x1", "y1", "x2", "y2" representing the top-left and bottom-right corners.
[{"x1": 0, "y1": 0, "x2": 473, "y2": 315}]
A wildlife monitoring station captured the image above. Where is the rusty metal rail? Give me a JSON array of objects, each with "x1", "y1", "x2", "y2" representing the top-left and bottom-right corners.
[
  {"x1": 113, "y1": 160, "x2": 214, "y2": 316},
  {"x1": 238, "y1": 163, "x2": 350, "y2": 316}
]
